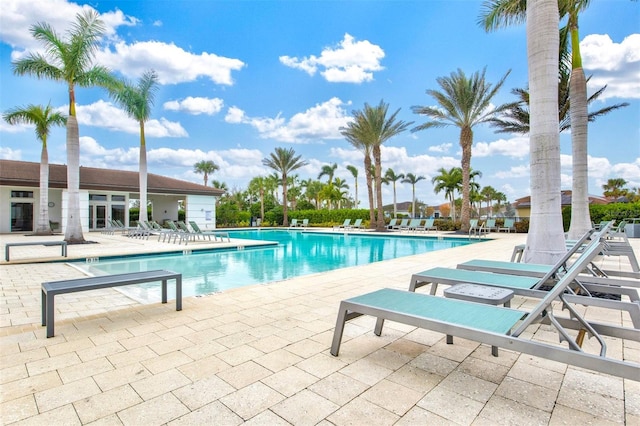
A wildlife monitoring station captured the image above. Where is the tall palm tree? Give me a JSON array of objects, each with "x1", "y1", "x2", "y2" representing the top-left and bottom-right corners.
[
  {"x1": 248, "y1": 176, "x2": 267, "y2": 221},
  {"x1": 3, "y1": 103, "x2": 66, "y2": 235},
  {"x1": 412, "y1": 68, "x2": 512, "y2": 232},
  {"x1": 480, "y1": 185, "x2": 498, "y2": 217},
  {"x1": 402, "y1": 173, "x2": 426, "y2": 218},
  {"x1": 346, "y1": 165, "x2": 359, "y2": 207},
  {"x1": 602, "y1": 178, "x2": 627, "y2": 199},
  {"x1": 262, "y1": 147, "x2": 308, "y2": 226},
  {"x1": 383, "y1": 168, "x2": 405, "y2": 218},
  {"x1": 432, "y1": 167, "x2": 462, "y2": 221},
  {"x1": 318, "y1": 163, "x2": 338, "y2": 183},
  {"x1": 108, "y1": 70, "x2": 159, "y2": 224},
  {"x1": 343, "y1": 101, "x2": 412, "y2": 231},
  {"x1": 193, "y1": 160, "x2": 220, "y2": 186},
  {"x1": 333, "y1": 177, "x2": 350, "y2": 209},
  {"x1": 13, "y1": 10, "x2": 116, "y2": 243}
]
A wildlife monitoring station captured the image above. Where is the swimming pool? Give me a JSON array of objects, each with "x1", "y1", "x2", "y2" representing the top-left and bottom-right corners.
[{"x1": 72, "y1": 230, "x2": 479, "y2": 301}]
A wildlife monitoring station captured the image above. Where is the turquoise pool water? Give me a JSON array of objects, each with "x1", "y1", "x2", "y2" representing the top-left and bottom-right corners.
[{"x1": 73, "y1": 230, "x2": 478, "y2": 300}]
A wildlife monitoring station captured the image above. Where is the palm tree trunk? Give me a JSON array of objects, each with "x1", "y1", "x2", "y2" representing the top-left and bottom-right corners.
[
  {"x1": 364, "y1": 155, "x2": 375, "y2": 227},
  {"x1": 567, "y1": 13, "x2": 591, "y2": 239},
  {"x1": 35, "y1": 144, "x2": 52, "y2": 235},
  {"x1": 282, "y1": 178, "x2": 289, "y2": 226},
  {"x1": 373, "y1": 146, "x2": 385, "y2": 231},
  {"x1": 412, "y1": 186, "x2": 416, "y2": 219},
  {"x1": 139, "y1": 122, "x2": 148, "y2": 224},
  {"x1": 393, "y1": 183, "x2": 397, "y2": 218},
  {"x1": 460, "y1": 127, "x2": 472, "y2": 232},
  {"x1": 64, "y1": 115, "x2": 85, "y2": 243},
  {"x1": 260, "y1": 189, "x2": 265, "y2": 221},
  {"x1": 524, "y1": 0, "x2": 566, "y2": 264}
]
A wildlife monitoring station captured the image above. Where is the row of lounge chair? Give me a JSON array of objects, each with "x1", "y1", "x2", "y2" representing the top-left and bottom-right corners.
[
  {"x1": 333, "y1": 218, "x2": 364, "y2": 231},
  {"x1": 387, "y1": 218, "x2": 438, "y2": 232},
  {"x1": 104, "y1": 219, "x2": 230, "y2": 245},
  {"x1": 331, "y1": 222, "x2": 640, "y2": 380},
  {"x1": 288, "y1": 218, "x2": 309, "y2": 229}
]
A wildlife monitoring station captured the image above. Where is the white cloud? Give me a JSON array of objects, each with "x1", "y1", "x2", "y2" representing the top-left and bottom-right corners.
[
  {"x1": 428, "y1": 143, "x2": 453, "y2": 153},
  {"x1": 280, "y1": 33, "x2": 385, "y2": 83},
  {"x1": 0, "y1": 0, "x2": 137, "y2": 49},
  {"x1": 0, "y1": 146, "x2": 22, "y2": 160},
  {"x1": 0, "y1": 120, "x2": 29, "y2": 133},
  {"x1": 69, "y1": 100, "x2": 188, "y2": 137},
  {"x1": 96, "y1": 41, "x2": 245, "y2": 85},
  {"x1": 581, "y1": 33, "x2": 640, "y2": 99},
  {"x1": 494, "y1": 164, "x2": 530, "y2": 179},
  {"x1": 225, "y1": 98, "x2": 352, "y2": 143},
  {"x1": 153, "y1": 20, "x2": 162, "y2": 27},
  {"x1": 473, "y1": 136, "x2": 530, "y2": 158},
  {"x1": 163, "y1": 97, "x2": 224, "y2": 115}
]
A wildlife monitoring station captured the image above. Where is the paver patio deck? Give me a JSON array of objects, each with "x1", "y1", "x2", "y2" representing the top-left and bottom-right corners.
[{"x1": 1, "y1": 229, "x2": 638, "y2": 425}]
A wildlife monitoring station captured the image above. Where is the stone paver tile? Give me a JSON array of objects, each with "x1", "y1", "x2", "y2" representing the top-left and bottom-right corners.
[
  {"x1": 395, "y1": 406, "x2": 457, "y2": 426},
  {"x1": 93, "y1": 362, "x2": 152, "y2": 392},
  {"x1": 556, "y1": 384, "x2": 625, "y2": 423},
  {"x1": 182, "y1": 327, "x2": 224, "y2": 345},
  {"x1": 0, "y1": 347, "x2": 48, "y2": 369},
  {"x1": 141, "y1": 350, "x2": 193, "y2": 374},
  {"x1": 155, "y1": 325, "x2": 194, "y2": 340},
  {"x1": 26, "y1": 351, "x2": 81, "y2": 376},
  {"x1": 261, "y1": 365, "x2": 318, "y2": 397},
  {"x1": 34, "y1": 376, "x2": 101, "y2": 412},
  {"x1": 0, "y1": 394, "x2": 38, "y2": 424},
  {"x1": 77, "y1": 341, "x2": 126, "y2": 362},
  {"x1": 45, "y1": 337, "x2": 94, "y2": 357},
  {"x1": 386, "y1": 364, "x2": 444, "y2": 394},
  {"x1": 365, "y1": 348, "x2": 413, "y2": 370},
  {"x1": 271, "y1": 389, "x2": 339, "y2": 425},
  {"x1": 58, "y1": 357, "x2": 114, "y2": 383},
  {"x1": 219, "y1": 382, "x2": 285, "y2": 420},
  {"x1": 9, "y1": 403, "x2": 81, "y2": 426},
  {"x1": 494, "y1": 376, "x2": 558, "y2": 412},
  {"x1": 118, "y1": 332, "x2": 164, "y2": 350},
  {"x1": 242, "y1": 409, "x2": 291, "y2": 425},
  {"x1": 84, "y1": 413, "x2": 123, "y2": 425},
  {"x1": 361, "y1": 379, "x2": 423, "y2": 416},
  {"x1": 296, "y1": 352, "x2": 347, "y2": 378},
  {"x1": 475, "y1": 394, "x2": 551, "y2": 426},
  {"x1": 507, "y1": 357, "x2": 565, "y2": 390},
  {"x1": 404, "y1": 328, "x2": 447, "y2": 347},
  {"x1": 107, "y1": 346, "x2": 157, "y2": 368},
  {"x1": 379, "y1": 338, "x2": 428, "y2": 359},
  {"x1": 340, "y1": 357, "x2": 394, "y2": 386},
  {"x1": 457, "y1": 356, "x2": 510, "y2": 384},
  {"x1": 89, "y1": 328, "x2": 134, "y2": 346},
  {"x1": 130, "y1": 368, "x2": 191, "y2": 400},
  {"x1": 0, "y1": 363, "x2": 28, "y2": 384},
  {"x1": 124, "y1": 321, "x2": 166, "y2": 337},
  {"x1": 254, "y1": 348, "x2": 303, "y2": 373},
  {"x1": 117, "y1": 392, "x2": 189, "y2": 426},
  {"x1": 248, "y1": 335, "x2": 291, "y2": 353},
  {"x1": 548, "y1": 404, "x2": 620, "y2": 426},
  {"x1": 409, "y1": 352, "x2": 459, "y2": 377},
  {"x1": 168, "y1": 400, "x2": 243, "y2": 426},
  {"x1": 215, "y1": 344, "x2": 264, "y2": 367},
  {"x1": 173, "y1": 375, "x2": 236, "y2": 410},
  {"x1": 427, "y1": 337, "x2": 479, "y2": 362},
  {"x1": 416, "y1": 387, "x2": 484, "y2": 425},
  {"x1": 626, "y1": 379, "x2": 640, "y2": 416},
  {"x1": 562, "y1": 368, "x2": 624, "y2": 399},
  {"x1": 327, "y1": 396, "x2": 399, "y2": 426},
  {"x1": 148, "y1": 335, "x2": 193, "y2": 356},
  {"x1": 73, "y1": 384, "x2": 142, "y2": 424},
  {"x1": 180, "y1": 340, "x2": 227, "y2": 360},
  {"x1": 438, "y1": 370, "x2": 498, "y2": 403},
  {"x1": 217, "y1": 360, "x2": 272, "y2": 389},
  {"x1": 308, "y1": 372, "x2": 369, "y2": 406},
  {"x1": 283, "y1": 338, "x2": 326, "y2": 358},
  {"x1": 177, "y1": 354, "x2": 231, "y2": 381},
  {"x1": 1, "y1": 371, "x2": 61, "y2": 404}
]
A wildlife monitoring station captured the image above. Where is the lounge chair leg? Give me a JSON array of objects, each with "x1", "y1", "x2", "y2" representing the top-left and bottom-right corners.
[
  {"x1": 446, "y1": 335, "x2": 453, "y2": 344},
  {"x1": 374, "y1": 318, "x2": 385, "y2": 336},
  {"x1": 330, "y1": 304, "x2": 349, "y2": 356}
]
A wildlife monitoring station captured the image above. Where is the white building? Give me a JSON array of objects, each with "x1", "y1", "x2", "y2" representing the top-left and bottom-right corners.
[{"x1": 0, "y1": 160, "x2": 224, "y2": 234}]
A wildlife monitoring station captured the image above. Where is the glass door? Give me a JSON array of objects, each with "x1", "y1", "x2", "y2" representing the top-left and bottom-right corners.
[
  {"x1": 11, "y1": 202, "x2": 33, "y2": 232},
  {"x1": 89, "y1": 204, "x2": 108, "y2": 230}
]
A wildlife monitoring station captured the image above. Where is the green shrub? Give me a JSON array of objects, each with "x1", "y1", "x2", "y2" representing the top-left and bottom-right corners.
[
  {"x1": 562, "y1": 202, "x2": 640, "y2": 231},
  {"x1": 287, "y1": 209, "x2": 370, "y2": 226}
]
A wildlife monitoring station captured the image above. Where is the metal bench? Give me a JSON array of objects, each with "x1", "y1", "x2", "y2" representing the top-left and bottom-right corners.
[
  {"x1": 42, "y1": 270, "x2": 182, "y2": 338},
  {"x1": 5, "y1": 241, "x2": 67, "y2": 261}
]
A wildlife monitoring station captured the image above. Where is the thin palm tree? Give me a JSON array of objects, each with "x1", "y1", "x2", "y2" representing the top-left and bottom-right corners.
[
  {"x1": 344, "y1": 101, "x2": 412, "y2": 231},
  {"x1": 402, "y1": 173, "x2": 426, "y2": 219},
  {"x1": 193, "y1": 160, "x2": 220, "y2": 186},
  {"x1": 346, "y1": 165, "x2": 359, "y2": 207},
  {"x1": 412, "y1": 68, "x2": 512, "y2": 232},
  {"x1": 318, "y1": 163, "x2": 338, "y2": 183},
  {"x1": 3, "y1": 103, "x2": 66, "y2": 235},
  {"x1": 248, "y1": 176, "x2": 267, "y2": 221},
  {"x1": 108, "y1": 69, "x2": 159, "y2": 224},
  {"x1": 383, "y1": 168, "x2": 405, "y2": 218},
  {"x1": 432, "y1": 167, "x2": 462, "y2": 221},
  {"x1": 13, "y1": 10, "x2": 116, "y2": 243},
  {"x1": 480, "y1": 185, "x2": 498, "y2": 217},
  {"x1": 262, "y1": 147, "x2": 308, "y2": 226}
]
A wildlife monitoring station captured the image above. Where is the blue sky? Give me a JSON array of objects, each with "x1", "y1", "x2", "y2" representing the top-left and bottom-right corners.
[{"x1": 1, "y1": 0, "x2": 638, "y2": 207}]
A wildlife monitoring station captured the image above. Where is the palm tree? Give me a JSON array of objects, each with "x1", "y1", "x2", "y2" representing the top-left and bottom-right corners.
[
  {"x1": 248, "y1": 176, "x2": 267, "y2": 221},
  {"x1": 108, "y1": 70, "x2": 159, "y2": 224},
  {"x1": 333, "y1": 177, "x2": 350, "y2": 209},
  {"x1": 602, "y1": 178, "x2": 627, "y2": 199},
  {"x1": 383, "y1": 168, "x2": 405, "y2": 218},
  {"x1": 318, "y1": 163, "x2": 338, "y2": 183},
  {"x1": 193, "y1": 160, "x2": 220, "y2": 186},
  {"x1": 402, "y1": 173, "x2": 426, "y2": 218},
  {"x1": 262, "y1": 147, "x2": 308, "y2": 226},
  {"x1": 432, "y1": 167, "x2": 462, "y2": 221},
  {"x1": 343, "y1": 101, "x2": 412, "y2": 231},
  {"x1": 412, "y1": 68, "x2": 512, "y2": 232},
  {"x1": 346, "y1": 165, "x2": 359, "y2": 207},
  {"x1": 211, "y1": 180, "x2": 228, "y2": 192},
  {"x1": 13, "y1": 10, "x2": 116, "y2": 243},
  {"x1": 480, "y1": 185, "x2": 498, "y2": 217},
  {"x1": 3, "y1": 103, "x2": 66, "y2": 235}
]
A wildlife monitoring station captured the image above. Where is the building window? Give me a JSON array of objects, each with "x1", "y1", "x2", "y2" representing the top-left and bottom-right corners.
[
  {"x1": 111, "y1": 195, "x2": 126, "y2": 202},
  {"x1": 11, "y1": 191, "x2": 33, "y2": 198},
  {"x1": 89, "y1": 194, "x2": 108, "y2": 201}
]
